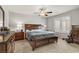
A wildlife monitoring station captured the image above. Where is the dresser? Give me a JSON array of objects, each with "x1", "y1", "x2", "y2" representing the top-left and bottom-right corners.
[
  {"x1": 15, "y1": 32, "x2": 24, "y2": 41},
  {"x1": 0, "y1": 32, "x2": 15, "y2": 53}
]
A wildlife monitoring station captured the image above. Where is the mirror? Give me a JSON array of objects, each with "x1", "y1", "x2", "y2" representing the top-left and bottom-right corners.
[
  {"x1": 0, "y1": 6, "x2": 9, "y2": 35},
  {"x1": 0, "y1": 6, "x2": 4, "y2": 27}
]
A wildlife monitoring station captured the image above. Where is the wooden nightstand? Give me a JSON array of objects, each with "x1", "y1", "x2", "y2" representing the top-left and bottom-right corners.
[{"x1": 15, "y1": 32, "x2": 24, "y2": 41}]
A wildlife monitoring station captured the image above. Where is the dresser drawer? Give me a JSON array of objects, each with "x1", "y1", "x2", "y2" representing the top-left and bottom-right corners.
[
  {"x1": 15, "y1": 32, "x2": 24, "y2": 36},
  {"x1": 15, "y1": 32, "x2": 24, "y2": 41},
  {"x1": 15, "y1": 36, "x2": 24, "y2": 39}
]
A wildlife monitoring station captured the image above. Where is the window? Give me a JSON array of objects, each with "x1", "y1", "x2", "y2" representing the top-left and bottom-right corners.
[{"x1": 54, "y1": 16, "x2": 71, "y2": 33}]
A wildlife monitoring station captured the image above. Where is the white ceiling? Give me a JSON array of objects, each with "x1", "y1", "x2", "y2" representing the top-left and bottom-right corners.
[{"x1": 2, "y1": 5, "x2": 79, "y2": 16}]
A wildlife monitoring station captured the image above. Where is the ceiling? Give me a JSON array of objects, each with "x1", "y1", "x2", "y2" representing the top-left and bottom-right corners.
[{"x1": 2, "y1": 5, "x2": 79, "y2": 16}]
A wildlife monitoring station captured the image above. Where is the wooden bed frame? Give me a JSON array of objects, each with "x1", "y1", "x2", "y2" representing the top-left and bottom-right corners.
[{"x1": 24, "y1": 24, "x2": 58, "y2": 51}]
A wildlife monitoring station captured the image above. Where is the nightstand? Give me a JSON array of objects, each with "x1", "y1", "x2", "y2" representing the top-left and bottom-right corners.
[{"x1": 15, "y1": 32, "x2": 24, "y2": 41}]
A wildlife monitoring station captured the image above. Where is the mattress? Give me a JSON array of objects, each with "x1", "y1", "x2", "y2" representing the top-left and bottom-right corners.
[{"x1": 26, "y1": 31, "x2": 58, "y2": 40}]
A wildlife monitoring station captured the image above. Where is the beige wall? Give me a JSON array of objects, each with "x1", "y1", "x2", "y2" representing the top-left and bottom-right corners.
[
  {"x1": 9, "y1": 12, "x2": 46, "y2": 30},
  {"x1": 47, "y1": 8, "x2": 79, "y2": 31},
  {"x1": 2, "y1": 6, "x2": 47, "y2": 30}
]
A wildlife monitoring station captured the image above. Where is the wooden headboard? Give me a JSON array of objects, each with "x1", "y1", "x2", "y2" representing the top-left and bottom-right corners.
[
  {"x1": 24, "y1": 24, "x2": 42, "y2": 30},
  {"x1": 24, "y1": 24, "x2": 42, "y2": 39}
]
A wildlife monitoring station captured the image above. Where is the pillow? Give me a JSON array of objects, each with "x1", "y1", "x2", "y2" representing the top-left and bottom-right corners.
[
  {"x1": 26, "y1": 30, "x2": 38, "y2": 33},
  {"x1": 31, "y1": 29, "x2": 44, "y2": 32},
  {"x1": 26, "y1": 30, "x2": 31, "y2": 32}
]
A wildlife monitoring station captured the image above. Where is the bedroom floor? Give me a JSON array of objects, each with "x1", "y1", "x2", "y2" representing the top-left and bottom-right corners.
[{"x1": 14, "y1": 38, "x2": 79, "y2": 53}]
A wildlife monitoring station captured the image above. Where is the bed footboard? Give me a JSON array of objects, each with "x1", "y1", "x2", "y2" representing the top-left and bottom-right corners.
[{"x1": 28, "y1": 37, "x2": 58, "y2": 51}]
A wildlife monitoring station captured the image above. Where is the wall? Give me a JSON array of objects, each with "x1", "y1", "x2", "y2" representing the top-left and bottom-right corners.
[
  {"x1": 47, "y1": 8, "x2": 79, "y2": 31},
  {"x1": 9, "y1": 12, "x2": 46, "y2": 30}
]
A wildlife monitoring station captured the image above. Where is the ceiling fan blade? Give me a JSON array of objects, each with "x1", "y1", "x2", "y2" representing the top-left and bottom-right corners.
[
  {"x1": 47, "y1": 11, "x2": 52, "y2": 13},
  {"x1": 40, "y1": 8, "x2": 46, "y2": 11},
  {"x1": 45, "y1": 13, "x2": 48, "y2": 16}
]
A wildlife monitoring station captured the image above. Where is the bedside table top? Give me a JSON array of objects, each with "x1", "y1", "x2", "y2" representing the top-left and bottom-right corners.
[
  {"x1": 15, "y1": 32, "x2": 24, "y2": 35},
  {"x1": 15, "y1": 31, "x2": 24, "y2": 33}
]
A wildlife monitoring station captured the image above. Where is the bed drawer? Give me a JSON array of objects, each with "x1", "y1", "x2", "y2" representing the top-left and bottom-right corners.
[
  {"x1": 36, "y1": 39, "x2": 48, "y2": 47},
  {"x1": 49, "y1": 37, "x2": 58, "y2": 43}
]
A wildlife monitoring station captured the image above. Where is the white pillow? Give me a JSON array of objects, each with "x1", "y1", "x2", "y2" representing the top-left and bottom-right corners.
[
  {"x1": 26, "y1": 30, "x2": 31, "y2": 32},
  {"x1": 31, "y1": 29, "x2": 44, "y2": 32}
]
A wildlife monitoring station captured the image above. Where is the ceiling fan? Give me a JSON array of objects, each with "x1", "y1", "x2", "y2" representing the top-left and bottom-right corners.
[{"x1": 34, "y1": 8, "x2": 52, "y2": 16}]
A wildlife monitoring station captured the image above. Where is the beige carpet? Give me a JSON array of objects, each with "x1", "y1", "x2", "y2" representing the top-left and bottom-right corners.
[{"x1": 15, "y1": 39, "x2": 79, "y2": 53}]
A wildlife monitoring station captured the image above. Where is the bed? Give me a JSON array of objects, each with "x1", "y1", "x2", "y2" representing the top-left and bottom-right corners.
[{"x1": 24, "y1": 24, "x2": 58, "y2": 50}]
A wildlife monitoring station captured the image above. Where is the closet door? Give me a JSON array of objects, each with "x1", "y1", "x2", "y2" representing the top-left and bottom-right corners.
[
  {"x1": 61, "y1": 20, "x2": 67, "y2": 33},
  {"x1": 61, "y1": 17, "x2": 71, "y2": 34},
  {"x1": 54, "y1": 19, "x2": 61, "y2": 33}
]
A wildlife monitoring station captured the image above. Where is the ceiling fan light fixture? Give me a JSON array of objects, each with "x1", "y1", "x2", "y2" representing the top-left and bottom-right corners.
[{"x1": 39, "y1": 10, "x2": 45, "y2": 16}]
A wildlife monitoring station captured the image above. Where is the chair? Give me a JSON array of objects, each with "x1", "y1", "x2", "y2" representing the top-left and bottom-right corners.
[{"x1": 67, "y1": 29, "x2": 79, "y2": 43}]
